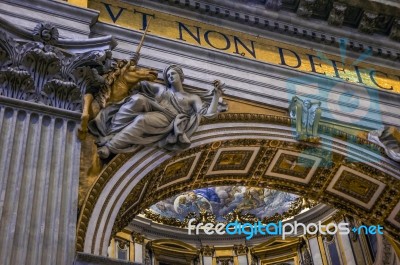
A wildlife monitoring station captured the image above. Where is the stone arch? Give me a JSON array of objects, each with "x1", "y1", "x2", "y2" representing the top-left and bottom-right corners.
[{"x1": 76, "y1": 114, "x2": 400, "y2": 255}]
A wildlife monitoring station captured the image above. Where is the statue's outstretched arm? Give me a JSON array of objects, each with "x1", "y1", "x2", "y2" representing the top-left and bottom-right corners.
[
  {"x1": 193, "y1": 95, "x2": 204, "y2": 114},
  {"x1": 207, "y1": 80, "x2": 225, "y2": 115}
]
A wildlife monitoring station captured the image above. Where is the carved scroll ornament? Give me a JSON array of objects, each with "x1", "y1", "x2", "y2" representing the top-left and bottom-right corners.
[{"x1": 289, "y1": 96, "x2": 322, "y2": 142}]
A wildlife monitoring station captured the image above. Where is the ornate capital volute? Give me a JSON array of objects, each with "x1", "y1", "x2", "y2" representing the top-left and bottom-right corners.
[
  {"x1": 234, "y1": 244, "x2": 248, "y2": 255},
  {"x1": 201, "y1": 245, "x2": 215, "y2": 257},
  {"x1": 0, "y1": 22, "x2": 115, "y2": 112},
  {"x1": 131, "y1": 231, "x2": 145, "y2": 244},
  {"x1": 115, "y1": 237, "x2": 130, "y2": 249}
]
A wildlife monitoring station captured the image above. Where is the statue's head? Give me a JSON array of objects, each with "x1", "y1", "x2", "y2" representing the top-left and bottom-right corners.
[
  {"x1": 304, "y1": 99, "x2": 312, "y2": 109},
  {"x1": 163, "y1": 64, "x2": 184, "y2": 88}
]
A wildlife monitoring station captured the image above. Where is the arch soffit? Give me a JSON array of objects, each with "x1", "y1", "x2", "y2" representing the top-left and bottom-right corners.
[{"x1": 77, "y1": 113, "x2": 400, "y2": 255}]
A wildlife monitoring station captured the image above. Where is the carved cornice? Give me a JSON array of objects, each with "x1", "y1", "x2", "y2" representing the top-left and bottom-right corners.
[
  {"x1": 201, "y1": 113, "x2": 384, "y2": 153},
  {"x1": 139, "y1": 0, "x2": 400, "y2": 63},
  {"x1": 0, "y1": 11, "x2": 117, "y2": 52},
  {"x1": 74, "y1": 252, "x2": 139, "y2": 265},
  {"x1": 358, "y1": 11, "x2": 379, "y2": 34},
  {"x1": 328, "y1": 2, "x2": 347, "y2": 27}
]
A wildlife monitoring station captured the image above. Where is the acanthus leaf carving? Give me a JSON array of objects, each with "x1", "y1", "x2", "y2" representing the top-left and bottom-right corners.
[
  {"x1": 20, "y1": 44, "x2": 63, "y2": 94},
  {"x1": 40, "y1": 79, "x2": 81, "y2": 110},
  {"x1": 0, "y1": 30, "x2": 19, "y2": 69},
  {"x1": 0, "y1": 22, "x2": 113, "y2": 111},
  {"x1": 0, "y1": 68, "x2": 35, "y2": 101},
  {"x1": 61, "y1": 50, "x2": 111, "y2": 95}
]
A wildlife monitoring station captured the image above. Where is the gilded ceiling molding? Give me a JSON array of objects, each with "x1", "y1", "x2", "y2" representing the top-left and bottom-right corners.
[{"x1": 77, "y1": 114, "x2": 400, "y2": 256}]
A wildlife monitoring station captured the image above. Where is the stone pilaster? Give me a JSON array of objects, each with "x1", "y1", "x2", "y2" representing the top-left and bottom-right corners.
[
  {"x1": 0, "y1": 99, "x2": 80, "y2": 265},
  {"x1": 0, "y1": 3, "x2": 115, "y2": 263}
]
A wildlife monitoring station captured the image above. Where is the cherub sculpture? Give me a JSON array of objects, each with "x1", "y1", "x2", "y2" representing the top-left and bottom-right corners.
[{"x1": 289, "y1": 96, "x2": 322, "y2": 141}]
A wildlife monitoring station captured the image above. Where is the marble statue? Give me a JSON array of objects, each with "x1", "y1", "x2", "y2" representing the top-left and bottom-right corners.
[
  {"x1": 289, "y1": 96, "x2": 321, "y2": 141},
  {"x1": 78, "y1": 56, "x2": 159, "y2": 140},
  {"x1": 368, "y1": 126, "x2": 400, "y2": 162},
  {"x1": 88, "y1": 64, "x2": 225, "y2": 158}
]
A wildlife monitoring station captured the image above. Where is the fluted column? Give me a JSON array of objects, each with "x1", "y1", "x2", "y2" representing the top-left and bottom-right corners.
[{"x1": 0, "y1": 100, "x2": 80, "y2": 265}]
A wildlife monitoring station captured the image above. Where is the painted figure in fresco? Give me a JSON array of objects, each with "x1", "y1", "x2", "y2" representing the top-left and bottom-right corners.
[
  {"x1": 173, "y1": 192, "x2": 212, "y2": 217},
  {"x1": 194, "y1": 188, "x2": 221, "y2": 203},
  {"x1": 237, "y1": 188, "x2": 264, "y2": 211},
  {"x1": 289, "y1": 96, "x2": 322, "y2": 141},
  {"x1": 88, "y1": 64, "x2": 225, "y2": 158}
]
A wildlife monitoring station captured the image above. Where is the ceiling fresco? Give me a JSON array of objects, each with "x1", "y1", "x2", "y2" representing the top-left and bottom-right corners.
[{"x1": 147, "y1": 186, "x2": 299, "y2": 222}]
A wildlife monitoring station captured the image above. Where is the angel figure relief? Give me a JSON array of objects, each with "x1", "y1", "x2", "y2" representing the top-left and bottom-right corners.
[
  {"x1": 79, "y1": 23, "x2": 227, "y2": 159},
  {"x1": 289, "y1": 96, "x2": 322, "y2": 141}
]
